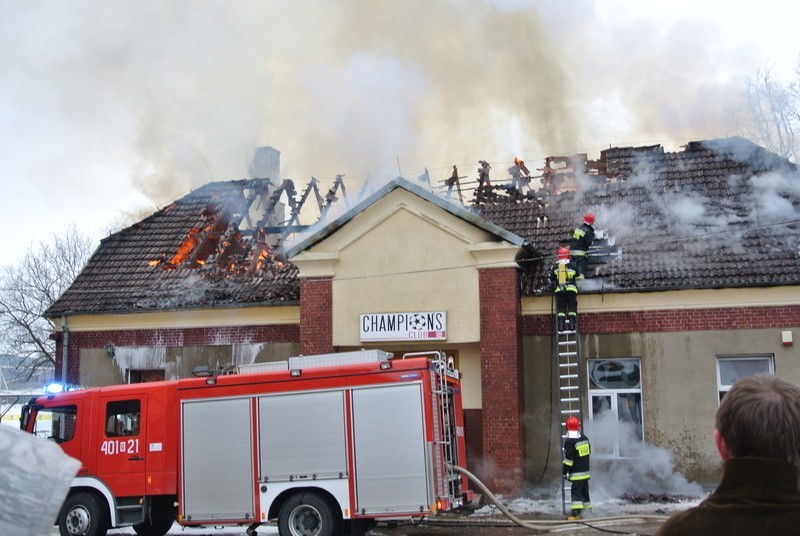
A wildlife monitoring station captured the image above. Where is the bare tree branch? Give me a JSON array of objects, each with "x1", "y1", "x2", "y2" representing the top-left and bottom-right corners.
[
  {"x1": 0, "y1": 226, "x2": 94, "y2": 384},
  {"x1": 735, "y1": 63, "x2": 800, "y2": 162}
]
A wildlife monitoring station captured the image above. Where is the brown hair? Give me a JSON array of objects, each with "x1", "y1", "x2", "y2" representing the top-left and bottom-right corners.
[{"x1": 716, "y1": 374, "x2": 800, "y2": 467}]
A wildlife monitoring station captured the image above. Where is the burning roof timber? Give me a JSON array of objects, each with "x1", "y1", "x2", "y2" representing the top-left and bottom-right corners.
[{"x1": 45, "y1": 137, "x2": 800, "y2": 317}]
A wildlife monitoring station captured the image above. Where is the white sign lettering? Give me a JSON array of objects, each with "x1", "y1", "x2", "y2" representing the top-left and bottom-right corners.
[{"x1": 360, "y1": 311, "x2": 447, "y2": 342}]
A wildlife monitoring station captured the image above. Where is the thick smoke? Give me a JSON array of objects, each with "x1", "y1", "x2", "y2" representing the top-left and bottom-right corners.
[
  {"x1": 585, "y1": 412, "x2": 705, "y2": 503},
  {"x1": 3, "y1": 0, "x2": 793, "y2": 261}
]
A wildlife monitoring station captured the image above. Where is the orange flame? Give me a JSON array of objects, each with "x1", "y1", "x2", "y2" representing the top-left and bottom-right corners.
[
  {"x1": 514, "y1": 157, "x2": 530, "y2": 175},
  {"x1": 168, "y1": 227, "x2": 201, "y2": 266}
]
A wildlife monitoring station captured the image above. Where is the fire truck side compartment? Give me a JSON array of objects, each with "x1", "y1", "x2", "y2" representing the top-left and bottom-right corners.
[
  {"x1": 258, "y1": 390, "x2": 347, "y2": 481},
  {"x1": 181, "y1": 397, "x2": 255, "y2": 521},
  {"x1": 352, "y1": 382, "x2": 430, "y2": 514}
]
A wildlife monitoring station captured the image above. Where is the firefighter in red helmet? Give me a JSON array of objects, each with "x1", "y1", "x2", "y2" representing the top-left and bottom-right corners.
[
  {"x1": 569, "y1": 212, "x2": 596, "y2": 279},
  {"x1": 551, "y1": 247, "x2": 578, "y2": 332},
  {"x1": 563, "y1": 416, "x2": 592, "y2": 520}
]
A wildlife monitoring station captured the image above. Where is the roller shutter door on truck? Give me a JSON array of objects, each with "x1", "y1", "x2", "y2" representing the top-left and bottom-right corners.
[
  {"x1": 352, "y1": 382, "x2": 430, "y2": 514},
  {"x1": 181, "y1": 397, "x2": 254, "y2": 522},
  {"x1": 258, "y1": 390, "x2": 347, "y2": 482}
]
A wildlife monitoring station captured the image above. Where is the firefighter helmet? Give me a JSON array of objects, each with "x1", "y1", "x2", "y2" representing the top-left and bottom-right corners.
[
  {"x1": 566, "y1": 416, "x2": 581, "y2": 431},
  {"x1": 583, "y1": 212, "x2": 595, "y2": 225},
  {"x1": 557, "y1": 247, "x2": 570, "y2": 260}
]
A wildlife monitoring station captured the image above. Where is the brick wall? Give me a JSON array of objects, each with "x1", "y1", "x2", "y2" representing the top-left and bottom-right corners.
[
  {"x1": 52, "y1": 324, "x2": 299, "y2": 384},
  {"x1": 300, "y1": 277, "x2": 334, "y2": 355},
  {"x1": 522, "y1": 304, "x2": 800, "y2": 336},
  {"x1": 463, "y1": 409, "x2": 484, "y2": 481},
  {"x1": 478, "y1": 266, "x2": 525, "y2": 495}
]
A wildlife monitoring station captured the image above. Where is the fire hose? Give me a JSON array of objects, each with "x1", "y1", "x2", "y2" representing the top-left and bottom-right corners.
[{"x1": 452, "y1": 465, "x2": 670, "y2": 532}]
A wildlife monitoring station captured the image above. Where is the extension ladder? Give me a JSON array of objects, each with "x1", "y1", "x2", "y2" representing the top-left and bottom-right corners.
[{"x1": 556, "y1": 318, "x2": 584, "y2": 515}]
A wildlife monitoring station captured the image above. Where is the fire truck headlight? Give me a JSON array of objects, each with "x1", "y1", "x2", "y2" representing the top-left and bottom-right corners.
[
  {"x1": 290, "y1": 369, "x2": 302, "y2": 377},
  {"x1": 379, "y1": 361, "x2": 391, "y2": 370}
]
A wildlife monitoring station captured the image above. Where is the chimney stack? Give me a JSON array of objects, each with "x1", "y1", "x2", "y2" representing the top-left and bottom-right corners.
[{"x1": 249, "y1": 146, "x2": 280, "y2": 180}]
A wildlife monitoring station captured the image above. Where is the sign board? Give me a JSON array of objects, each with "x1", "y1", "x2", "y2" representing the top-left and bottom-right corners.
[{"x1": 360, "y1": 311, "x2": 447, "y2": 342}]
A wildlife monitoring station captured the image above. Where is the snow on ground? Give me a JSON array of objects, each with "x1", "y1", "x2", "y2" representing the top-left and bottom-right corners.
[
  {"x1": 470, "y1": 487, "x2": 704, "y2": 519},
  {"x1": 49, "y1": 524, "x2": 279, "y2": 535}
]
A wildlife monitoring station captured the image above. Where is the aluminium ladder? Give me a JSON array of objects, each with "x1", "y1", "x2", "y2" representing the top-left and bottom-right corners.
[
  {"x1": 433, "y1": 356, "x2": 462, "y2": 502},
  {"x1": 556, "y1": 317, "x2": 585, "y2": 515},
  {"x1": 405, "y1": 351, "x2": 461, "y2": 504}
]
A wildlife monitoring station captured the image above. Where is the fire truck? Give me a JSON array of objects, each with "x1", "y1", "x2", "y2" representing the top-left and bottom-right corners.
[{"x1": 21, "y1": 350, "x2": 472, "y2": 536}]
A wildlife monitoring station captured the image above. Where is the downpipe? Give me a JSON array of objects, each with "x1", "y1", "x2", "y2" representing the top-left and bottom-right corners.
[{"x1": 452, "y1": 465, "x2": 669, "y2": 532}]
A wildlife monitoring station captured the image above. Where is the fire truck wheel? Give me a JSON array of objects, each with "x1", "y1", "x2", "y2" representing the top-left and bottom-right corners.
[
  {"x1": 132, "y1": 513, "x2": 174, "y2": 536},
  {"x1": 277, "y1": 491, "x2": 341, "y2": 536},
  {"x1": 58, "y1": 492, "x2": 109, "y2": 536}
]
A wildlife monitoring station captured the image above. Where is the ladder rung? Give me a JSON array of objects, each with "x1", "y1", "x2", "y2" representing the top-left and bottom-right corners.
[
  {"x1": 558, "y1": 363, "x2": 576, "y2": 369},
  {"x1": 558, "y1": 352, "x2": 577, "y2": 358},
  {"x1": 560, "y1": 386, "x2": 578, "y2": 391},
  {"x1": 560, "y1": 409, "x2": 580, "y2": 414},
  {"x1": 560, "y1": 374, "x2": 578, "y2": 380},
  {"x1": 561, "y1": 397, "x2": 580, "y2": 403}
]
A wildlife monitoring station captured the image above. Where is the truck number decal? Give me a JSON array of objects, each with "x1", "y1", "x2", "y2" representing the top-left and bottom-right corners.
[{"x1": 101, "y1": 439, "x2": 139, "y2": 456}]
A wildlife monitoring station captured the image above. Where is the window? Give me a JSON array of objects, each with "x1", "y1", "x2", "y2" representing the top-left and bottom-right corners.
[
  {"x1": 34, "y1": 405, "x2": 77, "y2": 443},
  {"x1": 717, "y1": 355, "x2": 774, "y2": 402},
  {"x1": 127, "y1": 369, "x2": 165, "y2": 383},
  {"x1": 105, "y1": 400, "x2": 141, "y2": 437},
  {"x1": 588, "y1": 358, "x2": 643, "y2": 459}
]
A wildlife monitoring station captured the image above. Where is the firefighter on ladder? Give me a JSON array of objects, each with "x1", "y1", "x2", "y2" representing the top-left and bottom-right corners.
[
  {"x1": 569, "y1": 212, "x2": 596, "y2": 279},
  {"x1": 551, "y1": 247, "x2": 578, "y2": 332},
  {"x1": 563, "y1": 416, "x2": 592, "y2": 520}
]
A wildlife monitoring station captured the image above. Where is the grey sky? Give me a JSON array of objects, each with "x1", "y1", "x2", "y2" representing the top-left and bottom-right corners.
[{"x1": 1, "y1": 0, "x2": 798, "y2": 262}]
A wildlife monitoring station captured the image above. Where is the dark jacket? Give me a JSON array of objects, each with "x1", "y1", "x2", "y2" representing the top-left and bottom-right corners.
[
  {"x1": 655, "y1": 457, "x2": 800, "y2": 536},
  {"x1": 569, "y1": 222, "x2": 595, "y2": 253},
  {"x1": 562, "y1": 433, "x2": 591, "y2": 481}
]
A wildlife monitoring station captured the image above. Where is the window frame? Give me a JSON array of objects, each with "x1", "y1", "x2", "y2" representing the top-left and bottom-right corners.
[
  {"x1": 716, "y1": 354, "x2": 774, "y2": 403},
  {"x1": 587, "y1": 357, "x2": 644, "y2": 459}
]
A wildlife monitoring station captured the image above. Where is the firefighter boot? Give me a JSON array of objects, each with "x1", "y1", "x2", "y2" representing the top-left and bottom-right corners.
[
  {"x1": 567, "y1": 510, "x2": 582, "y2": 521},
  {"x1": 569, "y1": 315, "x2": 577, "y2": 331},
  {"x1": 557, "y1": 316, "x2": 566, "y2": 332}
]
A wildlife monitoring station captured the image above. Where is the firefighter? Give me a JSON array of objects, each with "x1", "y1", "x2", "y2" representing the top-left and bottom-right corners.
[
  {"x1": 551, "y1": 247, "x2": 578, "y2": 332},
  {"x1": 563, "y1": 416, "x2": 591, "y2": 520},
  {"x1": 569, "y1": 212, "x2": 595, "y2": 279}
]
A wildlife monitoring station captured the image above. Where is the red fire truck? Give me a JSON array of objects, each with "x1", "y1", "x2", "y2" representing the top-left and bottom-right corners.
[{"x1": 21, "y1": 350, "x2": 471, "y2": 536}]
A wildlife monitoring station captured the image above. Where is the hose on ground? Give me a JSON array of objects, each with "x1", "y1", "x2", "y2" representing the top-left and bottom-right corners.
[{"x1": 452, "y1": 465, "x2": 670, "y2": 532}]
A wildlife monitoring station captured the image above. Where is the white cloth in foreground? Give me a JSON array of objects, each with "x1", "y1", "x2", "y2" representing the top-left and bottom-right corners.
[{"x1": 0, "y1": 425, "x2": 80, "y2": 536}]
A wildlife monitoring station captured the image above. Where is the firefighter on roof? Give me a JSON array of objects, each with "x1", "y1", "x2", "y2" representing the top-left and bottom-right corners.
[
  {"x1": 569, "y1": 212, "x2": 596, "y2": 279},
  {"x1": 551, "y1": 247, "x2": 578, "y2": 332},
  {"x1": 563, "y1": 416, "x2": 591, "y2": 520}
]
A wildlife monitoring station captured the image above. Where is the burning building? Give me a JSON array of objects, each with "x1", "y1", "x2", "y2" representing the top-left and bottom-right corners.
[{"x1": 45, "y1": 137, "x2": 800, "y2": 494}]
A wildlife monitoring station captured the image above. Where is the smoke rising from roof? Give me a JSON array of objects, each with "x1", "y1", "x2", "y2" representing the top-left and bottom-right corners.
[{"x1": 2, "y1": 0, "x2": 798, "y2": 261}]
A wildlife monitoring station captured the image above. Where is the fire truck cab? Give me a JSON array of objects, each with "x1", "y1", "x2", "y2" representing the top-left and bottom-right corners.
[{"x1": 21, "y1": 350, "x2": 471, "y2": 536}]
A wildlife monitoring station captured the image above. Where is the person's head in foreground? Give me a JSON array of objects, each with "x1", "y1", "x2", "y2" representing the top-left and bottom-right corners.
[{"x1": 715, "y1": 373, "x2": 800, "y2": 467}]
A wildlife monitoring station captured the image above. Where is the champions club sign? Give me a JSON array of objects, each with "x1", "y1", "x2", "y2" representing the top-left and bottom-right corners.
[{"x1": 360, "y1": 311, "x2": 447, "y2": 342}]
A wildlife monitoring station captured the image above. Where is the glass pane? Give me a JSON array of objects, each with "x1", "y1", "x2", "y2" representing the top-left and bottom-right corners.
[
  {"x1": 589, "y1": 359, "x2": 641, "y2": 389},
  {"x1": 718, "y1": 358, "x2": 771, "y2": 386},
  {"x1": 589, "y1": 395, "x2": 614, "y2": 456},
  {"x1": 36, "y1": 406, "x2": 78, "y2": 443},
  {"x1": 618, "y1": 393, "x2": 644, "y2": 457},
  {"x1": 105, "y1": 400, "x2": 141, "y2": 437}
]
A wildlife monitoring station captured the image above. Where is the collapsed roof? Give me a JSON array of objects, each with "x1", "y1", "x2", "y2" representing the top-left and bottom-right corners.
[
  {"x1": 45, "y1": 137, "x2": 800, "y2": 317},
  {"x1": 476, "y1": 137, "x2": 800, "y2": 295}
]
